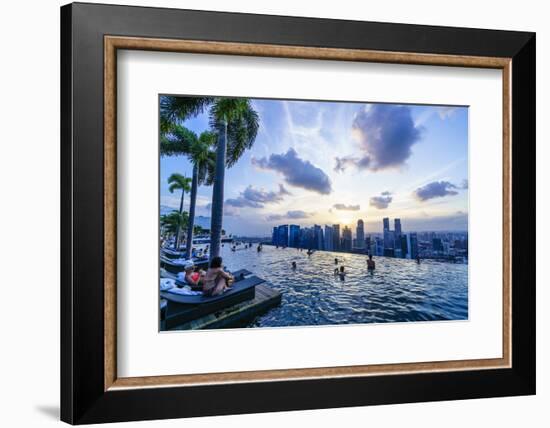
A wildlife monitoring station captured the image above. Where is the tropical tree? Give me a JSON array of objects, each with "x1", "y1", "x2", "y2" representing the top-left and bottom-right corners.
[
  {"x1": 208, "y1": 98, "x2": 259, "y2": 258},
  {"x1": 161, "y1": 121, "x2": 216, "y2": 257},
  {"x1": 160, "y1": 96, "x2": 259, "y2": 259},
  {"x1": 160, "y1": 211, "x2": 189, "y2": 243},
  {"x1": 167, "y1": 173, "x2": 192, "y2": 249}
]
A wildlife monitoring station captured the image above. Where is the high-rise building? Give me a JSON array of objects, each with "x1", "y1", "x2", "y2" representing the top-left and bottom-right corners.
[
  {"x1": 342, "y1": 226, "x2": 352, "y2": 251},
  {"x1": 332, "y1": 224, "x2": 341, "y2": 251},
  {"x1": 356, "y1": 219, "x2": 365, "y2": 249},
  {"x1": 324, "y1": 225, "x2": 334, "y2": 251},
  {"x1": 314, "y1": 224, "x2": 324, "y2": 250},
  {"x1": 394, "y1": 218, "x2": 402, "y2": 237},
  {"x1": 289, "y1": 225, "x2": 300, "y2": 248},
  {"x1": 383, "y1": 217, "x2": 390, "y2": 232},
  {"x1": 277, "y1": 224, "x2": 289, "y2": 247},
  {"x1": 409, "y1": 232, "x2": 419, "y2": 259},
  {"x1": 272, "y1": 227, "x2": 277, "y2": 245},
  {"x1": 432, "y1": 237, "x2": 444, "y2": 253},
  {"x1": 399, "y1": 234, "x2": 408, "y2": 258}
]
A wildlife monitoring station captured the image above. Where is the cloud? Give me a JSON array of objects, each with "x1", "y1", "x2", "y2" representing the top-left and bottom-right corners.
[
  {"x1": 225, "y1": 184, "x2": 290, "y2": 209},
  {"x1": 437, "y1": 106, "x2": 458, "y2": 119},
  {"x1": 460, "y1": 179, "x2": 468, "y2": 189},
  {"x1": 334, "y1": 104, "x2": 422, "y2": 172},
  {"x1": 252, "y1": 148, "x2": 332, "y2": 195},
  {"x1": 370, "y1": 191, "x2": 393, "y2": 209},
  {"x1": 332, "y1": 203, "x2": 360, "y2": 211},
  {"x1": 414, "y1": 181, "x2": 459, "y2": 201},
  {"x1": 266, "y1": 210, "x2": 314, "y2": 221}
]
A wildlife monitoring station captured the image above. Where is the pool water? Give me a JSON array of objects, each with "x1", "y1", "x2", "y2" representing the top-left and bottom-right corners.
[{"x1": 219, "y1": 244, "x2": 468, "y2": 328}]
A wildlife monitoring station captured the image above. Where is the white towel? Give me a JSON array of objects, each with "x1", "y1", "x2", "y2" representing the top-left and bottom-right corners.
[
  {"x1": 168, "y1": 287, "x2": 203, "y2": 296},
  {"x1": 160, "y1": 278, "x2": 175, "y2": 291}
]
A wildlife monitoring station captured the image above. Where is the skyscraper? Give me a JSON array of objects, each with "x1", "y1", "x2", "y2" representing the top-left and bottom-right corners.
[
  {"x1": 277, "y1": 224, "x2": 289, "y2": 247},
  {"x1": 324, "y1": 225, "x2": 334, "y2": 251},
  {"x1": 314, "y1": 224, "x2": 324, "y2": 250},
  {"x1": 383, "y1": 217, "x2": 390, "y2": 232},
  {"x1": 408, "y1": 232, "x2": 419, "y2": 259},
  {"x1": 356, "y1": 219, "x2": 365, "y2": 249},
  {"x1": 332, "y1": 224, "x2": 341, "y2": 251},
  {"x1": 342, "y1": 226, "x2": 352, "y2": 251},
  {"x1": 394, "y1": 218, "x2": 402, "y2": 237},
  {"x1": 289, "y1": 225, "x2": 300, "y2": 248}
]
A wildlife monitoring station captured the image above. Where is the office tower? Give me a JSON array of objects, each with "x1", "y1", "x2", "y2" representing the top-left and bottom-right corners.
[
  {"x1": 375, "y1": 237, "x2": 384, "y2": 256},
  {"x1": 342, "y1": 226, "x2": 352, "y2": 251},
  {"x1": 383, "y1": 217, "x2": 390, "y2": 232},
  {"x1": 277, "y1": 224, "x2": 289, "y2": 247},
  {"x1": 394, "y1": 218, "x2": 402, "y2": 237},
  {"x1": 356, "y1": 219, "x2": 365, "y2": 249},
  {"x1": 409, "y1": 232, "x2": 419, "y2": 259},
  {"x1": 314, "y1": 224, "x2": 324, "y2": 250},
  {"x1": 289, "y1": 225, "x2": 300, "y2": 248},
  {"x1": 432, "y1": 237, "x2": 444, "y2": 253},
  {"x1": 324, "y1": 225, "x2": 334, "y2": 251},
  {"x1": 272, "y1": 227, "x2": 277, "y2": 245},
  {"x1": 400, "y1": 234, "x2": 408, "y2": 258},
  {"x1": 332, "y1": 224, "x2": 341, "y2": 251}
]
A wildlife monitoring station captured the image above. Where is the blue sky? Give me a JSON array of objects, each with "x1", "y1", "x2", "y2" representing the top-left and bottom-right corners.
[{"x1": 160, "y1": 98, "x2": 468, "y2": 237}]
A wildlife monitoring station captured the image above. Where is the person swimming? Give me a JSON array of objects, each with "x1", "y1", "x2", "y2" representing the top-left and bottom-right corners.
[
  {"x1": 338, "y1": 265, "x2": 346, "y2": 280},
  {"x1": 416, "y1": 255, "x2": 421, "y2": 264},
  {"x1": 367, "y1": 254, "x2": 375, "y2": 270},
  {"x1": 334, "y1": 258, "x2": 339, "y2": 264},
  {"x1": 291, "y1": 261, "x2": 297, "y2": 270}
]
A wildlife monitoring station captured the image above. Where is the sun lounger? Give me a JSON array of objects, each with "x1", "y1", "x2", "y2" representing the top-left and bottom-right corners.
[{"x1": 161, "y1": 275, "x2": 265, "y2": 329}]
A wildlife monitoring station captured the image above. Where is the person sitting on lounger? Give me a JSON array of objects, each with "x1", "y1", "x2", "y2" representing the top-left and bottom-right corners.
[
  {"x1": 203, "y1": 256, "x2": 234, "y2": 296},
  {"x1": 183, "y1": 263, "x2": 204, "y2": 288}
]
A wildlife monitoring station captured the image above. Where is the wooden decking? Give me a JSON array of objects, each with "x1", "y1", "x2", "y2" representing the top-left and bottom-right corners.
[{"x1": 165, "y1": 284, "x2": 282, "y2": 331}]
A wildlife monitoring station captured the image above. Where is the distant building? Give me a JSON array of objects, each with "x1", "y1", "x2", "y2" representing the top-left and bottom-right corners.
[
  {"x1": 406, "y1": 233, "x2": 417, "y2": 259},
  {"x1": 272, "y1": 227, "x2": 277, "y2": 245},
  {"x1": 277, "y1": 224, "x2": 289, "y2": 247},
  {"x1": 399, "y1": 234, "x2": 408, "y2": 258},
  {"x1": 394, "y1": 218, "x2": 402, "y2": 237},
  {"x1": 383, "y1": 217, "x2": 390, "y2": 232},
  {"x1": 356, "y1": 219, "x2": 365, "y2": 249},
  {"x1": 289, "y1": 225, "x2": 300, "y2": 248},
  {"x1": 332, "y1": 224, "x2": 341, "y2": 251},
  {"x1": 324, "y1": 225, "x2": 334, "y2": 251},
  {"x1": 432, "y1": 237, "x2": 444, "y2": 253},
  {"x1": 342, "y1": 226, "x2": 352, "y2": 251},
  {"x1": 314, "y1": 224, "x2": 324, "y2": 250}
]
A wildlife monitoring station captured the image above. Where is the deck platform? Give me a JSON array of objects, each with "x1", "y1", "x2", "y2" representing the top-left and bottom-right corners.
[{"x1": 164, "y1": 284, "x2": 282, "y2": 331}]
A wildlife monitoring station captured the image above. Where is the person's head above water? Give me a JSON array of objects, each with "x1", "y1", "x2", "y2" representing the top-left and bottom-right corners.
[
  {"x1": 340, "y1": 265, "x2": 345, "y2": 272},
  {"x1": 210, "y1": 256, "x2": 223, "y2": 269},
  {"x1": 369, "y1": 254, "x2": 373, "y2": 260}
]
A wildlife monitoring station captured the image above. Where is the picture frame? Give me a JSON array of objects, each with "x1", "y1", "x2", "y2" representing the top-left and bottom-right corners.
[{"x1": 61, "y1": 2, "x2": 535, "y2": 424}]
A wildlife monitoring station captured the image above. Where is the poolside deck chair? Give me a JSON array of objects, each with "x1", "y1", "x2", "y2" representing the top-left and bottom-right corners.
[{"x1": 161, "y1": 275, "x2": 264, "y2": 329}]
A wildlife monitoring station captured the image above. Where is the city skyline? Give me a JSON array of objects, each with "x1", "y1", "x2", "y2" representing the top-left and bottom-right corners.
[
  {"x1": 271, "y1": 216, "x2": 468, "y2": 262},
  {"x1": 160, "y1": 98, "x2": 469, "y2": 236}
]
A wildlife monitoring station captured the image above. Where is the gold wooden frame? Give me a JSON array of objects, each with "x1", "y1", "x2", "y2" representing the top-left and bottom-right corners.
[{"x1": 104, "y1": 36, "x2": 512, "y2": 391}]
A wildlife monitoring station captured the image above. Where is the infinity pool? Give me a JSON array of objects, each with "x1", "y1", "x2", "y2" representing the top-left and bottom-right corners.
[{"x1": 219, "y1": 244, "x2": 468, "y2": 328}]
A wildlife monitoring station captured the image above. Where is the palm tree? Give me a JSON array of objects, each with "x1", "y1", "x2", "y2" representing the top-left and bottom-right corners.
[
  {"x1": 160, "y1": 96, "x2": 259, "y2": 259},
  {"x1": 167, "y1": 173, "x2": 192, "y2": 249},
  {"x1": 161, "y1": 122, "x2": 216, "y2": 257},
  {"x1": 160, "y1": 211, "x2": 189, "y2": 244},
  {"x1": 208, "y1": 98, "x2": 259, "y2": 258}
]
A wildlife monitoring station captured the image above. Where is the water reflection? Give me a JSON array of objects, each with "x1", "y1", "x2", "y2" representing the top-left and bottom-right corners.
[{"x1": 220, "y1": 244, "x2": 468, "y2": 328}]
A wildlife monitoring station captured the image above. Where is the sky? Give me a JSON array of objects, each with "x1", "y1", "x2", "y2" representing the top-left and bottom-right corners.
[{"x1": 160, "y1": 97, "x2": 469, "y2": 237}]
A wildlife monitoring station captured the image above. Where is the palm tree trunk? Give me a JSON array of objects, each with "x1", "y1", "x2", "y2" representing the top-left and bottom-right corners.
[
  {"x1": 173, "y1": 187, "x2": 185, "y2": 250},
  {"x1": 186, "y1": 164, "x2": 199, "y2": 259},
  {"x1": 210, "y1": 120, "x2": 227, "y2": 260}
]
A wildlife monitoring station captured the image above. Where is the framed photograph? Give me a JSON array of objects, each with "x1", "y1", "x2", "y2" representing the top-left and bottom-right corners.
[{"x1": 61, "y1": 2, "x2": 536, "y2": 424}]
